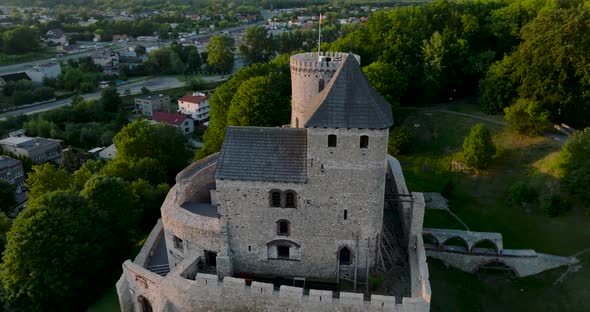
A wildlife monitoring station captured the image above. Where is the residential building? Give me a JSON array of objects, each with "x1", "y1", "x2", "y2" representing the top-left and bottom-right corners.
[
  {"x1": 134, "y1": 94, "x2": 170, "y2": 117},
  {"x1": 0, "y1": 156, "x2": 25, "y2": 192},
  {"x1": 0, "y1": 136, "x2": 62, "y2": 165},
  {"x1": 25, "y1": 62, "x2": 61, "y2": 84},
  {"x1": 153, "y1": 112, "x2": 194, "y2": 134},
  {"x1": 45, "y1": 29, "x2": 67, "y2": 45},
  {"x1": 177, "y1": 92, "x2": 210, "y2": 122},
  {"x1": 98, "y1": 144, "x2": 117, "y2": 160},
  {"x1": 90, "y1": 48, "x2": 119, "y2": 69}
]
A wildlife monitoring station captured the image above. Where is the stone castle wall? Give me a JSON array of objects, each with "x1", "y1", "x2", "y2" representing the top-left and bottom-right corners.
[{"x1": 118, "y1": 259, "x2": 429, "y2": 312}]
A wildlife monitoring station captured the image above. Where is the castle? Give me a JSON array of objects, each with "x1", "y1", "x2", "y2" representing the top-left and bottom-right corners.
[{"x1": 116, "y1": 52, "x2": 431, "y2": 312}]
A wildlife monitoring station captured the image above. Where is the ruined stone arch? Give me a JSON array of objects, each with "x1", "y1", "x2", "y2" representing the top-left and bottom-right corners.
[
  {"x1": 441, "y1": 236, "x2": 469, "y2": 252},
  {"x1": 475, "y1": 260, "x2": 518, "y2": 276},
  {"x1": 422, "y1": 233, "x2": 439, "y2": 247},
  {"x1": 470, "y1": 239, "x2": 499, "y2": 255},
  {"x1": 138, "y1": 296, "x2": 153, "y2": 312}
]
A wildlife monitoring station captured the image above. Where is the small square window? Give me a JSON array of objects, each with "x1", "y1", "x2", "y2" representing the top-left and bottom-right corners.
[
  {"x1": 328, "y1": 134, "x2": 337, "y2": 147},
  {"x1": 360, "y1": 135, "x2": 369, "y2": 149}
]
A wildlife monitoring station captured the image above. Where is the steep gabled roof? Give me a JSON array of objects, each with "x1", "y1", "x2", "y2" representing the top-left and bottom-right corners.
[
  {"x1": 215, "y1": 127, "x2": 307, "y2": 183},
  {"x1": 304, "y1": 53, "x2": 393, "y2": 129}
]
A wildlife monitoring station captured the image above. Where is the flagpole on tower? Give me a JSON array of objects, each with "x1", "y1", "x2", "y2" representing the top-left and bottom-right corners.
[{"x1": 318, "y1": 13, "x2": 322, "y2": 54}]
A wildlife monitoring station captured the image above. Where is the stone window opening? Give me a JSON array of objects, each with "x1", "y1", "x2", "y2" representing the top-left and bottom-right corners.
[
  {"x1": 285, "y1": 191, "x2": 297, "y2": 208},
  {"x1": 360, "y1": 135, "x2": 369, "y2": 148},
  {"x1": 204, "y1": 250, "x2": 217, "y2": 267},
  {"x1": 138, "y1": 296, "x2": 153, "y2": 312},
  {"x1": 338, "y1": 246, "x2": 352, "y2": 265},
  {"x1": 344, "y1": 209, "x2": 348, "y2": 220},
  {"x1": 270, "y1": 190, "x2": 282, "y2": 207},
  {"x1": 277, "y1": 220, "x2": 290, "y2": 236},
  {"x1": 319, "y1": 78, "x2": 325, "y2": 92},
  {"x1": 328, "y1": 134, "x2": 337, "y2": 147},
  {"x1": 296, "y1": 117, "x2": 299, "y2": 128},
  {"x1": 173, "y1": 235, "x2": 183, "y2": 250},
  {"x1": 277, "y1": 245, "x2": 290, "y2": 259}
]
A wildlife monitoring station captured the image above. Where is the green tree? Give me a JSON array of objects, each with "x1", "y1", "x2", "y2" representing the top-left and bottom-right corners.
[
  {"x1": 207, "y1": 34, "x2": 235, "y2": 73},
  {"x1": 147, "y1": 47, "x2": 184, "y2": 75},
  {"x1": 81, "y1": 176, "x2": 138, "y2": 246},
  {"x1": 560, "y1": 128, "x2": 590, "y2": 206},
  {"x1": 25, "y1": 163, "x2": 72, "y2": 199},
  {"x1": 99, "y1": 86, "x2": 122, "y2": 113},
  {"x1": 362, "y1": 62, "x2": 407, "y2": 109},
  {"x1": 114, "y1": 120, "x2": 190, "y2": 179},
  {"x1": 2, "y1": 26, "x2": 39, "y2": 54},
  {"x1": 239, "y1": 26, "x2": 275, "y2": 65},
  {"x1": 0, "y1": 179, "x2": 17, "y2": 214},
  {"x1": 0, "y1": 211, "x2": 12, "y2": 253},
  {"x1": 0, "y1": 191, "x2": 110, "y2": 311},
  {"x1": 227, "y1": 74, "x2": 290, "y2": 126},
  {"x1": 504, "y1": 98, "x2": 550, "y2": 136},
  {"x1": 461, "y1": 123, "x2": 496, "y2": 170}
]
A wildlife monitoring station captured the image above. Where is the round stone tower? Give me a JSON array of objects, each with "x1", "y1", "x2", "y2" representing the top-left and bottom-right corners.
[{"x1": 289, "y1": 52, "x2": 359, "y2": 128}]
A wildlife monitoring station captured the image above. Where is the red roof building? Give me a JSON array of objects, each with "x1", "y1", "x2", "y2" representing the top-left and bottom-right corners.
[{"x1": 153, "y1": 112, "x2": 194, "y2": 134}]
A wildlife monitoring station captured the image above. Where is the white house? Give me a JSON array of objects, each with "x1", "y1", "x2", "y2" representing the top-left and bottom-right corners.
[
  {"x1": 25, "y1": 62, "x2": 61, "y2": 84},
  {"x1": 45, "y1": 29, "x2": 67, "y2": 45},
  {"x1": 177, "y1": 92, "x2": 210, "y2": 122}
]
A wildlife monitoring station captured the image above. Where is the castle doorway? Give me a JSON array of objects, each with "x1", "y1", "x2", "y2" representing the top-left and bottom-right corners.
[
  {"x1": 205, "y1": 250, "x2": 217, "y2": 267},
  {"x1": 339, "y1": 247, "x2": 351, "y2": 265},
  {"x1": 138, "y1": 296, "x2": 153, "y2": 312}
]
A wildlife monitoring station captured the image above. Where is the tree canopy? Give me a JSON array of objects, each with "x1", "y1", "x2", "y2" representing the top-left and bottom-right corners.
[
  {"x1": 0, "y1": 191, "x2": 111, "y2": 311},
  {"x1": 207, "y1": 34, "x2": 236, "y2": 73},
  {"x1": 461, "y1": 123, "x2": 496, "y2": 170},
  {"x1": 239, "y1": 26, "x2": 275, "y2": 65}
]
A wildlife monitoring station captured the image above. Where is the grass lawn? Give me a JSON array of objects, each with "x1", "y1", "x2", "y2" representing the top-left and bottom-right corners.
[
  {"x1": 396, "y1": 102, "x2": 590, "y2": 311},
  {"x1": 87, "y1": 287, "x2": 119, "y2": 312}
]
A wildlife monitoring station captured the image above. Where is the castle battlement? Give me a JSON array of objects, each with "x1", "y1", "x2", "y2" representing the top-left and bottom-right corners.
[{"x1": 289, "y1": 52, "x2": 358, "y2": 73}]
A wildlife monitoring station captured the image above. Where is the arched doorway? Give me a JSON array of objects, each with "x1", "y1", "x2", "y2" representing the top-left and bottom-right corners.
[
  {"x1": 138, "y1": 296, "x2": 153, "y2": 312},
  {"x1": 339, "y1": 247, "x2": 351, "y2": 265}
]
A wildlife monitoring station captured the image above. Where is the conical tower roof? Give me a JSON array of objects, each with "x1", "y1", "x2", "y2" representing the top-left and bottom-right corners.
[{"x1": 303, "y1": 53, "x2": 393, "y2": 129}]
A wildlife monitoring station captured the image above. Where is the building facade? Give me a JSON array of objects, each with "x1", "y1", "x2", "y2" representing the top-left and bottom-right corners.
[
  {"x1": 134, "y1": 95, "x2": 170, "y2": 117},
  {"x1": 0, "y1": 156, "x2": 25, "y2": 192},
  {"x1": 116, "y1": 52, "x2": 431, "y2": 312},
  {"x1": 177, "y1": 92, "x2": 210, "y2": 122},
  {"x1": 0, "y1": 136, "x2": 62, "y2": 165},
  {"x1": 25, "y1": 62, "x2": 62, "y2": 84}
]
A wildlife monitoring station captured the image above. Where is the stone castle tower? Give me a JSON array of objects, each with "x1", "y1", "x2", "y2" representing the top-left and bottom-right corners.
[{"x1": 289, "y1": 52, "x2": 360, "y2": 128}]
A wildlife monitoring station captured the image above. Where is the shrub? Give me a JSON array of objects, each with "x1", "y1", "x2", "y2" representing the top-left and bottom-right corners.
[
  {"x1": 504, "y1": 98, "x2": 550, "y2": 136},
  {"x1": 461, "y1": 124, "x2": 496, "y2": 170},
  {"x1": 559, "y1": 128, "x2": 590, "y2": 206},
  {"x1": 509, "y1": 182, "x2": 538, "y2": 205},
  {"x1": 369, "y1": 274, "x2": 385, "y2": 290},
  {"x1": 388, "y1": 127, "x2": 413, "y2": 155},
  {"x1": 541, "y1": 194, "x2": 570, "y2": 217}
]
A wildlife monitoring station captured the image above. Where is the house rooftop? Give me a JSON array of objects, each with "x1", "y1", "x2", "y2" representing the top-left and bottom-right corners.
[
  {"x1": 0, "y1": 72, "x2": 31, "y2": 82},
  {"x1": 135, "y1": 94, "x2": 169, "y2": 100},
  {"x1": 304, "y1": 53, "x2": 393, "y2": 129},
  {"x1": 0, "y1": 156, "x2": 21, "y2": 168},
  {"x1": 178, "y1": 95, "x2": 207, "y2": 104},
  {"x1": 0, "y1": 136, "x2": 60, "y2": 151},
  {"x1": 153, "y1": 112, "x2": 191, "y2": 126},
  {"x1": 215, "y1": 127, "x2": 308, "y2": 183}
]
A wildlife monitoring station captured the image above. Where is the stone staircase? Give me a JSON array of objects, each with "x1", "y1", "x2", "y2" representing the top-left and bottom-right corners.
[{"x1": 148, "y1": 264, "x2": 170, "y2": 276}]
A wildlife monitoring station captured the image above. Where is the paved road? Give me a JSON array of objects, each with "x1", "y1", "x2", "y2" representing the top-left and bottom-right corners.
[{"x1": 0, "y1": 75, "x2": 228, "y2": 120}]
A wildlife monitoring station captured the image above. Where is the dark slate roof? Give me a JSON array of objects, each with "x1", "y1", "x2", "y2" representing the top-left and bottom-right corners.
[
  {"x1": 215, "y1": 127, "x2": 307, "y2": 183},
  {"x1": 0, "y1": 72, "x2": 31, "y2": 82},
  {"x1": 304, "y1": 53, "x2": 394, "y2": 129}
]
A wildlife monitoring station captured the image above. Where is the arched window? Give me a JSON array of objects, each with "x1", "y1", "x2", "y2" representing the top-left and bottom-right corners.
[
  {"x1": 138, "y1": 296, "x2": 153, "y2": 312},
  {"x1": 277, "y1": 219, "x2": 290, "y2": 236},
  {"x1": 339, "y1": 247, "x2": 351, "y2": 265},
  {"x1": 285, "y1": 191, "x2": 297, "y2": 208},
  {"x1": 360, "y1": 135, "x2": 369, "y2": 148},
  {"x1": 270, "y1": 190, "x2": 282, "y2": 207},
  {"x1": 328, "y1": 134, "x2": 337, "y2": 147},
  {"x1": 295, "y1": 117, "x2": 299, "y2": 128}
]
